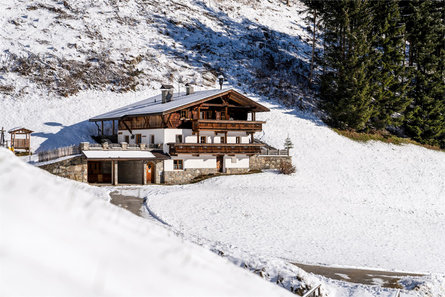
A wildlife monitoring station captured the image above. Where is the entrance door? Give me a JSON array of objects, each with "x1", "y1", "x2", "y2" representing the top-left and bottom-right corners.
[
  {"x1": 146, "y1": 162, "x2": 154, "y2": 183},
  {"x1": 216, "y1": 156, "x2": 224, "y2": 173}
]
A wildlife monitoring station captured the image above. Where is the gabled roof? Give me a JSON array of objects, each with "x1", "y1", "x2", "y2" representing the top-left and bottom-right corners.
[
  {"x1": 89, "y1": 88, "x2": 269, "y2": 122},
  {"x1": 8, "y1": 127, "x2": 33, "y2": 134}
]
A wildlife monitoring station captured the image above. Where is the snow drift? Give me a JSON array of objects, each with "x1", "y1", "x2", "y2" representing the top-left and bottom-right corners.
[{"x1": 0, "y1": 148, "x2": 291, "y2": 296}]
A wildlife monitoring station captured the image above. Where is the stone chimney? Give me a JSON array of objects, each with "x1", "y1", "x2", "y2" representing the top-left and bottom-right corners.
[
  {"x1": 161, "y1": 84, "x2": 174, "y2": 103},
  {"x1": 185, "y1": 83, "x2": 194, "y2": 95}
]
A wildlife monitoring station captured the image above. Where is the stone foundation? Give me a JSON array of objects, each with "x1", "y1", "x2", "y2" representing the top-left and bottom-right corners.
[
  {"x1": 164, "y1": 168, "x2": 219, "y2": 184},
  {"x1": 225, "y1": 168, "x2": 250, "y2": 174},
  {"x1": 38, "y1": 156, "x2": 87, "y2": 182},
  {"x1": 249, "y1": 155, "x2": 292, "y2": 171},
  {"x1": 38, "y1": 154, "x2": 293, "y2": 185}
]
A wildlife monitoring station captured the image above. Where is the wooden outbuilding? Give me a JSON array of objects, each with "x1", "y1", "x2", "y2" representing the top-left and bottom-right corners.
[{"x1": 8, "y1": 127, "x2": 33, "y2": 153}]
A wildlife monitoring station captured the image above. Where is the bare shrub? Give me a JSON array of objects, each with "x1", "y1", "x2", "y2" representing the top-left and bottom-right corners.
[{"x1": 279, "y1": 160, "x2": 295, "y2": 175}]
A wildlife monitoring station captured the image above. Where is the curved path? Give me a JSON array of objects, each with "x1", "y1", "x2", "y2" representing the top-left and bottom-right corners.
[{"x1": 109, "y1": 190, "x2": 425, "y2": 290}]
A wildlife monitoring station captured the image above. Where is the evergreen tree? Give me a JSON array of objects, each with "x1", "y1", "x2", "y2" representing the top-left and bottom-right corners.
[
  {"x1": 320, "y1": 0, "x2": 375, "y2": 130},
  {"x1": 299, "y1": 0, "x2": 325, "y2": 88},
  {"x1": 402, "y1": 0, "x2": 445, "y2": 147},
  {"x1": 369, "y1": 0, "x2": 411, "y2": 130},
  {"x1": 284, "y1": 136, "x2": 294, "y2": 154}
]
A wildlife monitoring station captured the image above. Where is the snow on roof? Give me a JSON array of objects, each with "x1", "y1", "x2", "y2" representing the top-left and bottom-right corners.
[
  {"x1": 83, "y1": 150, "x2": 156, "y2": 159},
  {"x1": 8, "y1": 127, "x2": 33, "y2": 133},
  {"x1": 89, "y1": 88, "x2": 267, "y2": 122},
  {"x1": 90, "y1": 88, "x2": 231, "y2": 121}
]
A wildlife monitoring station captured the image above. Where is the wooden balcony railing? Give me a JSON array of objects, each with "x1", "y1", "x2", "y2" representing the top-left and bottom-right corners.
[
  {"x1": 12, "y1": 138, "x2": 30, "y2": 149},
  {"x1": 192, "y1": 120, "x2": 264, "y2": 132},
  {"x1": 168, "y1": 143, "x2": 263, "y2": 155}
]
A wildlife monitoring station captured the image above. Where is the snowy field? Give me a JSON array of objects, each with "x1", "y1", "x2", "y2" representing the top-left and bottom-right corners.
[
  {"x1": 1, "y1": 0, "x2": 444, "y2": 295},
  {"x1": 1, "y1": 86, "x2": 445, "y2": 296},
  {"x1": 0, "y1": 148, "x2": 294, "y2": 296}
]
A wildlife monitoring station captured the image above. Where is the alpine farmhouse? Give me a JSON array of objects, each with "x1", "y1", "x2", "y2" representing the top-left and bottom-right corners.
[{"x1": 40, "y1": 86, "x2": 292, "y2": 184}]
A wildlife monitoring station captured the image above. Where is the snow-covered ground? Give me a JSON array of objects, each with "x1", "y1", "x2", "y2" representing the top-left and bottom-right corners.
[
  {"x1": 1, "y1": 85, "x2": 444, "y2": 296},
  {"x1": 0, "y1": 148, "x2": 295, "y2": 296},
  {"x1": 1, "y1": 0, "x2": 445, "y2": 296}
]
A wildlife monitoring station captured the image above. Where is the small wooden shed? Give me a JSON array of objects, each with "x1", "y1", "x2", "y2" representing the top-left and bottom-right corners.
[{"x1": 8, "y1": 127, "x2": 33, "y2": 152}]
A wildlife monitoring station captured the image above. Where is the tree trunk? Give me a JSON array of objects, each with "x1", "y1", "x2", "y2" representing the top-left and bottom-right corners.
[{"x1": 309, "y1": 11, "x2": 317, "y2": 87}]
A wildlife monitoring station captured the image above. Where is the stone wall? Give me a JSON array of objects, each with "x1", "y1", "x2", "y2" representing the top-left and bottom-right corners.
[
  {"x1": 38, "y1": 156, "x2": 87, "y2": 182},
  {"x1": 249, "y1": 155, "x2": 293, "y2": 171},
  {"x1": 164, "y1": 168, "x2": 219, "y2": 185}
]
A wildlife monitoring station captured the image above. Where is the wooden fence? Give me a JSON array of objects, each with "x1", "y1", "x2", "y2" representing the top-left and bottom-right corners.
[
  {"x1": 302, "y1": 284, "x2": 321, "y2": 297},
  {"x1": 38, "y1": 145, "x2": 81, "y2": 163},
  {"x1": 260, "y1": 149, "x2": 289, "y2": 156}
]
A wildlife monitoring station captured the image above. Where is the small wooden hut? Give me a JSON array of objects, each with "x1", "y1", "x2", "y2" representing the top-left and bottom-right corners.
[{"x1": 8, "y1": 127, "x2": 33, "y2": 153}]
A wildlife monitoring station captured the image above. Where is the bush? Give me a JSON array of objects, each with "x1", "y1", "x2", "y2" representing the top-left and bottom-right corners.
[{"x1": 279, "y1": 160, "x2": 295, "y2": 175}]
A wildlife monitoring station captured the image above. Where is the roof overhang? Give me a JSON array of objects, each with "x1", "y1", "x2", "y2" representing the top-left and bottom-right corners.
[
  {"x1": 88, "y1": 88, "x2": 270, "y2": 122},
  {"x1": 83, "y1": 150, "x2": 156, "y2": 160}
]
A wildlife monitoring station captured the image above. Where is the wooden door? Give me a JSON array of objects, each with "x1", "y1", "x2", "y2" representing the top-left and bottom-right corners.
[
  {"x1": 146, "y1": 162, "x2": 154, "y2": 183},
  {"x1": 216, "y1": 156, "x2": 224, "y2": 173}
]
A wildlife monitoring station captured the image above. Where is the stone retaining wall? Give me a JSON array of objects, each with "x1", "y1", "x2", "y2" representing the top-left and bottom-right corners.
[
  {"x1": 38, "y1": 154, "x2": 293, "y2": 185},
  {"x1": 38, "y1": 156, "x2": 87, "y2": 182},
  {"x1": 164, "y1": 168, "x2": 218, "y2": 184},
  {"x1": 249, "y1": 155, "x2": 293, "y2": 171}
]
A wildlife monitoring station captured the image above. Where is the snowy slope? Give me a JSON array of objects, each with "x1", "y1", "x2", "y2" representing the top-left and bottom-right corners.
[
  {"x1": 0, "y1": 148, "x2": 293, "y2": 296},
  {"x1": 0, "y1": 0, "x2": 312, "y2": 104},
  {"x1": 137, "y1": 101, "x2": 445, "y2": 273}
]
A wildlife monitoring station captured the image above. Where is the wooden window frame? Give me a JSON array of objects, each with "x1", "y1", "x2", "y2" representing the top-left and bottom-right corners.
[
  {"x1": 200, "y1": 136, "x2": 207, "y2": 143},
  {"x1": 173, "y1": 159, "x2": 183, "y2": 170},
  {"x1": 150, "y1": 135, "x2": 155, "y2": 144},
  {"x1": 135, "y1": 134, "x2": 142, "y2": 144},
  {"x1": 236, "y1": 136, "x2": 241, "y2": 144},
  {"x1": 176, "y1": 134, "x2": 183, "y2": 143},
  {"x1": 124, "y1": 135, "x2": 130, "y2": 143}
]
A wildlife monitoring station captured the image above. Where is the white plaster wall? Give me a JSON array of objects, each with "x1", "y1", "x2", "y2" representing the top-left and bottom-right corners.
[
  {"x1": 185, "y1": 135, "x2": 198, "y2": 143},
  {"x1": 118, "y1": 129, "x2": 164, "y2": 146},
  {"x1": 164, "y1": 155, "x2": 216, "y2": 171},
  {"x1": 183, "y1": 155, "x2": 216, "y2": 169},
  {"x1": 164, "y1": 159, "x2": 174, "y2": 171},
  {"x1": 119, "y1": 128, "x2": 193, "y2": 153},
  {"x1": 224, "y1": 155, "x2": 250, "y2": 169}
]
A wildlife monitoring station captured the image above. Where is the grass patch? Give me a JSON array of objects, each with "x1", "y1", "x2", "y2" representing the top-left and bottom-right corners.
[{"x1": 333, "y1": 129, "x2": 444, "y2": 152}]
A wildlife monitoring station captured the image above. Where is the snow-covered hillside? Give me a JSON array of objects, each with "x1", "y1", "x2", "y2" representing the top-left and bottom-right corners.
[
  {"x1": 0, "y1": 148, "x2": 294, "y2": 296},
  {"x1": 1, "y1": 0, "x2": 444, "y2": 296},
  {"x1": 0, "y1": 0, "x2": 312, "y2": 106}
]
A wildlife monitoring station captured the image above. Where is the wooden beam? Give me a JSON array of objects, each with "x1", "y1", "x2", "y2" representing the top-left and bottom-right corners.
[{"x1": 122, "y1": 120, "x2": 133, "y2": 135}]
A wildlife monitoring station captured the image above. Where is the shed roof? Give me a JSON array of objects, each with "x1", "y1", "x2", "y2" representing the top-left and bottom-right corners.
[
  {"x1": 89, "y1": 88, "x2": 269, "y2": 122},
  {"x1": 8, "y1": 127, "x2": 34, "y2": 134}
]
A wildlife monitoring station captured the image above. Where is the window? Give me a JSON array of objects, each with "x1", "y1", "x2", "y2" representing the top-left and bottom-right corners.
[
  {"x1": 173, "y1": 160, "x2": 183, "y2": 170},
  {"x1": 124, "y1": 135, "x2": 129, "y2": 143},
  {"x1": 200, "y1": 136, "x2": 207, "y2": 143},
  {"x1": 180, "y1": 110, "x2": 187, "y2": 118},
  {"x1": 176, "y1": 135, "x2": 183, "y2": 143},
  {"x1": 150, "y1": 135, "x2": 155, "y2": 144},
  {"x1": 236, "y1": 136, "x2": 241, "y2": 144},
  {"x1": 136, "y1": 134, "x2": 142, "y2": 144}
]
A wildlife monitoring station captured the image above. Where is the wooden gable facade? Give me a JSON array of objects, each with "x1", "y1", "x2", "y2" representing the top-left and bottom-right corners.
[{"x1": 117, "y1": 89, "x2": 269, "y2": 132}]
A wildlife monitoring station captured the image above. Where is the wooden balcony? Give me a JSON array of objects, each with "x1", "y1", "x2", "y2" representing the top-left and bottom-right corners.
[
  {"x1": 168, "y1": 143, "x2": 263, "y2": 155},
  {"x1": 192, "y1": 120, "x2": 264, "y2": 132}
]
